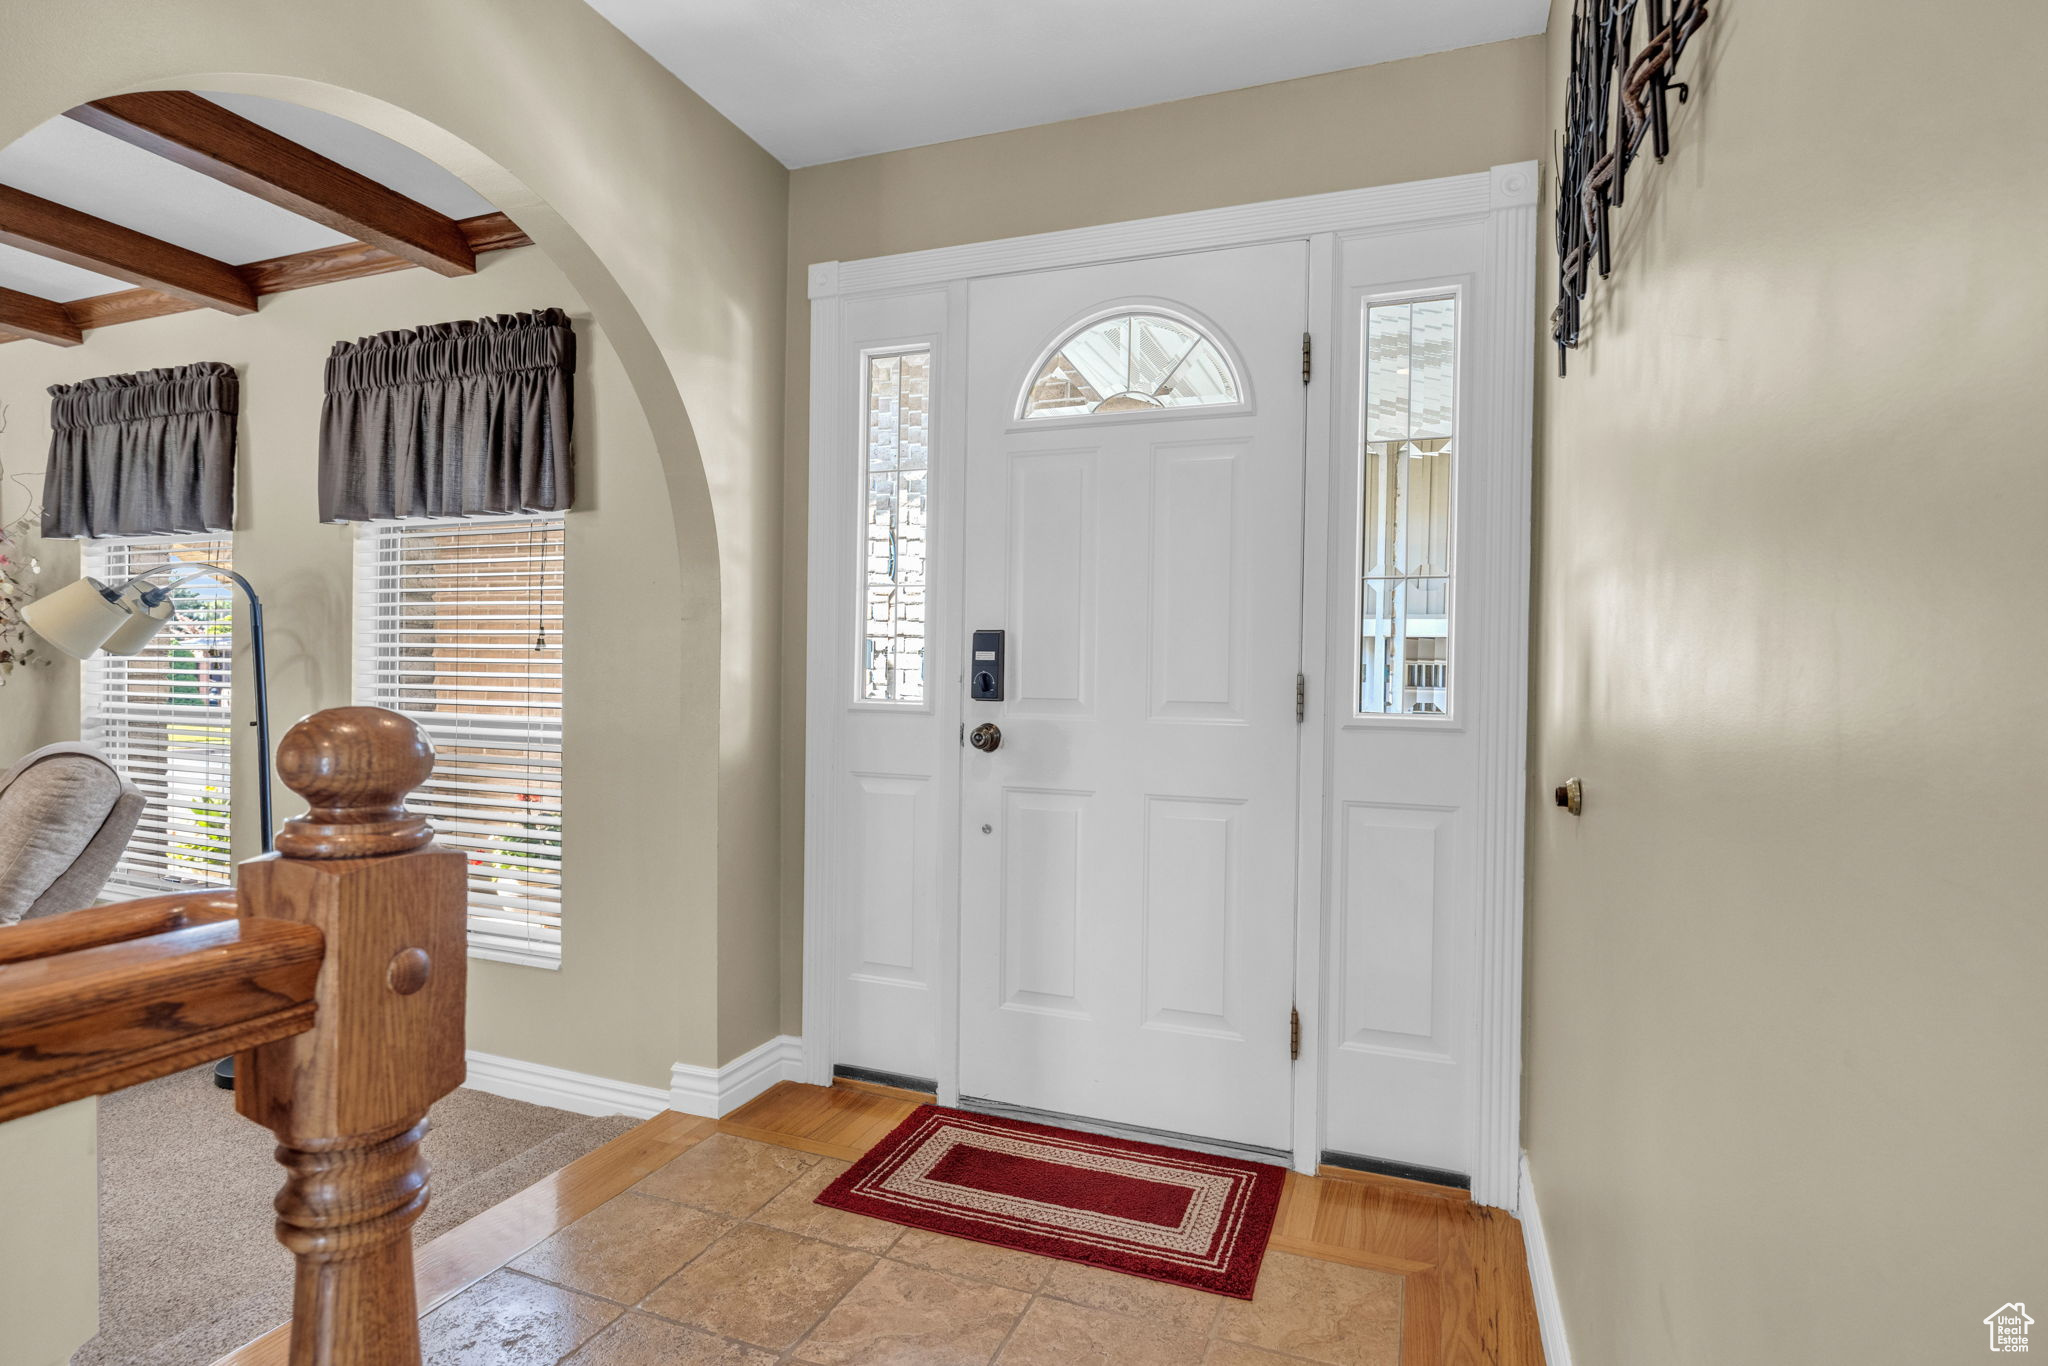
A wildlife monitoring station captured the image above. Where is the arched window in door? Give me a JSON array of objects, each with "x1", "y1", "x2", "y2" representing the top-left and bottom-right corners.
[{"x1": 1021, "y1": 311, "x2": 1240, "y2": 419}]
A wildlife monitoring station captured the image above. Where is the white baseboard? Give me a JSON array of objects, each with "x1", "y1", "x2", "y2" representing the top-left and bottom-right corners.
[
  {"x1": 465, "y1": 1035, "x2": 807, "y2": 1123},
  {"x1": 668, "y1": 1034, "x2": 805, "y2": 1118},
  {"x1": 1519, "y1": 1152, "x2": 1573, "y2": 1366},
  {"x1": 464, "y1": 1050, "x2": 671, "y2": 1119}
]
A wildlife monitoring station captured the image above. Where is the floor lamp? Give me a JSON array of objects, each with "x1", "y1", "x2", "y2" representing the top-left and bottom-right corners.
[{"x1": 23, "y1": 562, "x2": 273, "y2": 1088}]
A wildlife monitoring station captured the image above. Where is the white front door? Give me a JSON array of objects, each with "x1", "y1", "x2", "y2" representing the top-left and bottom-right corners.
[{"x1": 956, "y1": 242, "x2": 1309, "y2": 1152}]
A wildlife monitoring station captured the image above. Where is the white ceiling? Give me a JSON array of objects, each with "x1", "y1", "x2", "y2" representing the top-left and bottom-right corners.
[
  {"x1": 0, "y1": 6, "x2": 1549, "y2": 305},
  {"x1": 579, "y1": 0, "x2": 1550, "y2": 168},
  {"x1": 0, "y1": 94, "x2": 497, "y2": 304}
]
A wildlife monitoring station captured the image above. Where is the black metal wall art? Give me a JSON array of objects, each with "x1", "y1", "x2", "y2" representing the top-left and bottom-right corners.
[{"x1": 1552, "y1": 0, "x2": 1711, "y2": 374}]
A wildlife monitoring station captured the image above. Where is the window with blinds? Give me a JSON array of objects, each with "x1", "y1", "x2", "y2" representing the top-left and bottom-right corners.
[
  {"x1": 79, "y1": 537, "x2": 235, "y2": 897},
  {"x1": 354, "y1": 516, "x2": 565, "y2": 967}
]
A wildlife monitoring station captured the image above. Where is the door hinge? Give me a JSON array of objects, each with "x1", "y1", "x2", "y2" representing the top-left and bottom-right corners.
[
  {"x1": 1296, "y1": 672, "x2": 1306, "y2": 723},
  {"x1": 1301, "y1": 332, "x2": 1312, "y2": 385},
  {"x1": 1290, "y1": 1006, "x2": 1302, "y2": 1061}
]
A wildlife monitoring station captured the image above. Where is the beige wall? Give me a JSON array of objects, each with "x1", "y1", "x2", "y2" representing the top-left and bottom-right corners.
[
  {"x1": 1525, "y1": 1, "x2": 2048, "y2": 1361},
  {"x1": 0, "y1": 467, "x2": 62, "y2": 763},
  {"x1": 0, "y1": 1099, "x2": 97, "y2": 1365},
  {"x1": 0, "y1": 0, "x2": 790, "y2": 1075},
  {"x1": 2, "y1": 398, "x2": 59, "y2": 760},
  {"x1": 777, "y1": 36, "x2": 1549, "y2": 1030},
  {"x1": 11, "y1": 7, "x2": 2034, "y2": 1354},
  {"x1": 0, "y1": 249, "x2": 713, "y2": 1088},
  {"x1": 0, "y1": 5, "x2": 787, "y2": 1344}
]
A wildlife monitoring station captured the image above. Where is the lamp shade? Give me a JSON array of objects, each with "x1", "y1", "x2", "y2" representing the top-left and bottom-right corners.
[
  {"x1": 101, "y1": 592, "x2": 176, "y2": 655},
  {"x1": 21, "y1": 577, "x2": 131, "y2": 658}
]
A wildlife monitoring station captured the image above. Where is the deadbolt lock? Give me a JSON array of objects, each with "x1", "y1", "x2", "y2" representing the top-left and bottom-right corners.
[{"x1": 969, "y1": 723, "x2": 1002, "y2": 753}]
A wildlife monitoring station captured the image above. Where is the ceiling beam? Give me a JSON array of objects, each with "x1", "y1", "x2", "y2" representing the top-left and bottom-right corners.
[
  {"x1": 0, "y1": 284, "x2": 82, "y2": 346},
  {"x1": 0, "y1": 213, "x2": 531, "y2": 346},
  {"x1": 69, "y1": 94, "x2": 476, "y2": 278},
  {"x1": 241, "y1": 211, "x2": 521, "y2": 295},
  {"x1": 0, "y1": 185, "x2": 256, "y2": 314}
]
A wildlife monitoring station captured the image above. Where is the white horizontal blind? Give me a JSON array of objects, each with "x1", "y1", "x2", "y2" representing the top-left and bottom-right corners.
[
  {"x1": 79, "y1": 537, "x2": 235, "y2": 897},
  {"x1": 354, "y1": 516, "x2": 565, "y2": 967}
]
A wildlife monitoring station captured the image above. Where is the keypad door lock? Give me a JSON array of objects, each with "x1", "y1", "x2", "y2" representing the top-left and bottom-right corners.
[{"x1": 970, "y1": 629, "x2": 1005, "y2": 700}]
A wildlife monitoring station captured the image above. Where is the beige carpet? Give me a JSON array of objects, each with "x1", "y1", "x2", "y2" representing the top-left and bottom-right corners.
[{"x1": 72, "y1": 1065, "x2": 640, "y2": 1366}]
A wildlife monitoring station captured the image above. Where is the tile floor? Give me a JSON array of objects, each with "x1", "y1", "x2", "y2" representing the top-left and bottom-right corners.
[{"x1": 420, "y1": 1132, "x2": 1403, "y2": 1366}]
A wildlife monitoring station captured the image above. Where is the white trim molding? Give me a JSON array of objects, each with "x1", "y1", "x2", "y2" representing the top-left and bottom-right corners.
[
  {"x1": 464, "y1": 1035, "x2": 806, "y2": 1121},
  {"x1": 800, "y1": 270, "x2": 848, "y2": 1091},
  {"x1": 1469, "y1": 164, "x2": 1540, "y2": 1211},
  {"x1": 810, "y1": 169, "x2": 1511, "y2": 300},
  {"x1": 1519, "y1": 1152, "x2": 1575, "y2": 1366},
  {"x1": 464, "y1": 1050, "x2": 670, "y2": 1119},
  {"x1": 668, "y1": 1035, "x2": 807, "y2": 1118}
]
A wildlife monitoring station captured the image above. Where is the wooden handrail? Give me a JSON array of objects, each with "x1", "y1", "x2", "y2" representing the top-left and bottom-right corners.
[
  {"x1": 0, "y1": 906, "x2": 322, "y2": 1121},
  {"x1": 0, "y1": 888, "x2": 241, "y2": 964},
  {"x1": 0, "y1": 705, "x2": 465, "y2": 1366}
]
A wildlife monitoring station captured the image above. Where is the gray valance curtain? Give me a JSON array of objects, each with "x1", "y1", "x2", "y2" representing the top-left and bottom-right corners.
[
  {"x1": 41, "y1": 361, "x2": 238, "y2": 539},
  {"x1": 319, "y1": 308, "x2": 575, "y2": 522}
]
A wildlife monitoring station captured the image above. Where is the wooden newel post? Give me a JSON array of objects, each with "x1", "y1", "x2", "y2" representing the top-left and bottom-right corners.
[{"x1": 236, "y1": 706, "x2": 467, "y2": 1366}]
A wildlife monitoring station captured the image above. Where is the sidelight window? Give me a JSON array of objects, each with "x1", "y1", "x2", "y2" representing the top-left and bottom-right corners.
[
  {"x1": 1357, "y1": 297, "x2": 1457, "y2": 717},
  {"x1": 862, "y1": 348, "x2": 931, "y2": 704}
]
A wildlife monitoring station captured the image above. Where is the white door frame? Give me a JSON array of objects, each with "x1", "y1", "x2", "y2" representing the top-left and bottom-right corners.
[{"x1": 803, "y1": 163, "x2": 1538, "y2": 1209}]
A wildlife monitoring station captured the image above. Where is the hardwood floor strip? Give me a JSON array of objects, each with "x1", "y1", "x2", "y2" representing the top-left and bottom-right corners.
[
  {"x1": 1430, "y1": 1204, "x2": 1548, "y2": 1366},
  {"x1": 724, "y1": 1079, "x2": 919, "y2": 1154},
  {"x1": 209, "y1": 1109, "x2": 713, "y2": 1365},
  {"x1": 1496, "y1": 1213, "x2": 1547, "y2": 1363},
  {"x1": 828, "y1": 1076, "x2": 937, "y2": 1104},
  {"x1": 1316, "y1": 1162, "x2": 1473, "y2": 1202},
  {"x1": 1276, "y1": 1169, "x2": 1447, "y2": 1272},
  {"x1": 1401, "y1": 1268, "x2": 1447, "y2": 1366}
]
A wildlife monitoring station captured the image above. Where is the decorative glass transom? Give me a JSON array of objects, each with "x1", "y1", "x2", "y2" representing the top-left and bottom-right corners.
[{"x1": 1023, "y1": 312, "x2": 1239, "y2": 419}]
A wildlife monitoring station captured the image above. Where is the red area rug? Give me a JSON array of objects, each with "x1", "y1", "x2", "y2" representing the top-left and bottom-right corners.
[{"x1": 814, "y1": 1104, "x2": 1285, "y2": 1298}]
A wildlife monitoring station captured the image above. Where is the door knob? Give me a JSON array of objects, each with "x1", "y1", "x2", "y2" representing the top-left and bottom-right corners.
[{"x1": 969, "y1": 723, "x2": 1002, "y2": 753}]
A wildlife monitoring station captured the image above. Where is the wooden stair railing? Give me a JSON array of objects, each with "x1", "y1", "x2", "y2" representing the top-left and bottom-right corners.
[{"x1": 0, "y1": 706, "x2": 466, "y2": 1366}]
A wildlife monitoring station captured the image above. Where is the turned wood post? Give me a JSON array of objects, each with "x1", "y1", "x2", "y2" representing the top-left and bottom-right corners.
[{"x1": 236, "y1": 707, "x2": 467, "y2": 1366}]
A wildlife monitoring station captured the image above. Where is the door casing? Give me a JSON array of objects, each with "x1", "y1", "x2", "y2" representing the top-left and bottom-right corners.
[{"x1": 802, "y1": 164, "x2": 1539, "y2": 1209}]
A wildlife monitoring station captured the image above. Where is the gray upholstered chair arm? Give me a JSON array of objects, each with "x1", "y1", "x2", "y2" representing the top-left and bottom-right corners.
[{"x1": 0, "y1": 744, "x2": 146, "y2": 924}]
